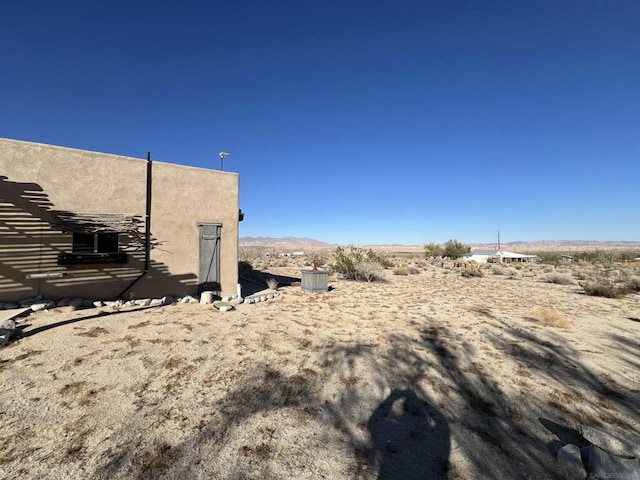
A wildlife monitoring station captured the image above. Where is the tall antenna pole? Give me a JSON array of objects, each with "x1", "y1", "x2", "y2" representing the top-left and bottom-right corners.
[{"x1": 497, "y1": 230, "x2": 501, "y2": 251}]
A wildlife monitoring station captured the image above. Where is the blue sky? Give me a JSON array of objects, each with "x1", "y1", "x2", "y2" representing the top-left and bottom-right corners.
[{"x1": 2, "y1": 1, "x2": 639, "y2": 245}]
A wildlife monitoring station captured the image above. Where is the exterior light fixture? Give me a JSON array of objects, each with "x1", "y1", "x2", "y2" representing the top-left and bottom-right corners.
[{"x1": 219, "y1": 151, "x2": 230, "y2": 171}]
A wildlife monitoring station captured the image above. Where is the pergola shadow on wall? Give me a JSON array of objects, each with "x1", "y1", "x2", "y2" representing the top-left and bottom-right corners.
[{"x1": 0, "y1": 175, "x2": 196, "y2": 302}]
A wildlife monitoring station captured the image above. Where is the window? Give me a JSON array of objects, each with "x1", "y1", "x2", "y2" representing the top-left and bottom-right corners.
[
  {"x1": 72, "y1": 232, "x2": 119, "y2": 253},
  {"x1": 58, "y1": 232, "x2": 127, "y2": 265}
]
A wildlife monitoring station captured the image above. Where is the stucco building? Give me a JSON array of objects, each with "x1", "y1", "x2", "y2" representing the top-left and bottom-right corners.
[{"x1": 0, "y1": 138, "x2": 240, "y2": 302}]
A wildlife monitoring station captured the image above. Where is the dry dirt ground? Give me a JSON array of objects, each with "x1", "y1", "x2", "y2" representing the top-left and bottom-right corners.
[{"x1": 1, "y1": 259, "x2": 639, "y2": 479}]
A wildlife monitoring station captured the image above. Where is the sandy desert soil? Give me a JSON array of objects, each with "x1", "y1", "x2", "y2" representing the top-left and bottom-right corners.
[{"x1": 1, "y1": 258, "x2": 639, "y2": 479}]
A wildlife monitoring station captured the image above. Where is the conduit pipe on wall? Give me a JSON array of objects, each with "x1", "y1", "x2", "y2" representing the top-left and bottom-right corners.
[{"x1": 117, "y1": 152, "x2": 152, "y2": 300}]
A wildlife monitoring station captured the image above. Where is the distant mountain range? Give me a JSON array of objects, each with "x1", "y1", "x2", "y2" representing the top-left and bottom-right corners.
[
  {"x1": 475, "y1": 240, "x2": 640, "y2": 252},
  {"x1": 239, "y1": 236, "x2": 332, "y2": 248},
  {"x1": 239, "y1": 237, "x2": 640, "y2": 252}
]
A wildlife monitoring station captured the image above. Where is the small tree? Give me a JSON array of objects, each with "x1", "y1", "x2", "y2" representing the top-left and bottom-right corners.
[
  {"x1": 596, "y1": 249, "x2": 618, "y2": 269},
  {"x1": 424, "y1": 242, "x2": 444, "y2": 258},
  {"x1": 443, "y1": 239, "x2": 470, "y2": 259}
]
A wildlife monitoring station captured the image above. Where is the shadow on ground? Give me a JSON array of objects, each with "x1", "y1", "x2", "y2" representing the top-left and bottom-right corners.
[
  {"x1": 239, "y1": 268, "x2": 301, "y2": 296},
  {"x1": 368, "y1": 388, "x2": 449, "y2": 479},
  {"x1": 90, "y1": 310, "x2": 640, "y2": 479}
]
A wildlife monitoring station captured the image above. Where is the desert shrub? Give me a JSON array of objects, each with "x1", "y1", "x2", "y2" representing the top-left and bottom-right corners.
[
  {"x1": 354, "y1": 260, "x2": 385, "y2": 282},
  {"x1": 537, "y1": 252, "x2": 562, "y2": 265},
  {"x1": 393, "y1": 267, "x2": 408, "y2": 276},
  {"x1": 618, "y1": 250, "x2": 640, "y2": 261},
  {"x1": 532, "y1": 307, "x2": 571, "y2": 329},
  {"x1": 596, "y1": 249, "x2": 619, "y2": 268},
  {"x1": 574, "y1": 251, "x2": 598, "y2": 263},
  {"x1": 266, "y1": 278, "x2": 279, "y2": 290},
  {"x1": 627, "y1": 277, "x2": 640, "y2": 292},
  {"x1": 331, "y1": 246, "x2": 385, "y2": 282},
  {"x1": 491, "y1": 265, "x2": 506, "y2": 275},
  {"x1": 239, "y1": 246, "x2": 263, "y2": 269},
  {"x1": 580, "y1": 276, "x2": 630, "y2": 298},
  {"x1": 424, "y1": 242, "x2": 445, "y2": 258},
  {"x1": 443, "y1": 239, "x2": 471, "y2": 259},
  {"x1": 310, "y1": 253, "x2": 328, "y2": 268},
  {"x1": 238, "y1": 260, "x2": 253, "y2": 270},
  {"x1": 378, "y1": 255, "x2": 395, "y2": 269},
  {"x1": 572, "y1": 269, "x2": 587, "y2": 280},
  {"x1": 461, "y1": 263, "x2": 484, "y2": 278},
  {"x1": 407, "y1": 265, "x2": 420, "y2": 275},
  {"x1": 544, "y1": 272, "x2": 574, "y2": 285}
]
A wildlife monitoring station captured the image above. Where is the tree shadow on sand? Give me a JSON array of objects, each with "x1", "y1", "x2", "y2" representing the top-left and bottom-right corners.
[{"x1": 90, "y1": 311, "x2": 640, "y2": 479}]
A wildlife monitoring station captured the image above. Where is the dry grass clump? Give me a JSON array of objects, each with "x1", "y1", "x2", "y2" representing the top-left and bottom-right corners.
[
  {"x1": 393, "y1": 267, "x2": 408, "y2": 276},
  {"x1": 543, "y1": 272, "x2": 574, "y2": 285},
  {"x1": 532, "y1": 307, "x2": 571, "y2": 329},
  {"x1": 133, "y1": 442, "x2": 176, "y2": 477},
  {"x1": 331, "y1": 246, "x2": 386, "y2": 282},
  {"x1": 491, "y1": 265, "x2": 506, "y2": 275},
  {"x1": 266, "y1": 278, "x2": 279, "y2": 290},
  {"x1": 75, "y1": 327, "x2": 109, "y2": 337},
  {"x1": 58, "y1": 381, "x2": 106, "y2": 406},
  {"x1": 461, "y1": 263, "x2": 484, "y2": 278},
  {"x1": 580, "y1": 276, "x2": 630, "y2": 298}
]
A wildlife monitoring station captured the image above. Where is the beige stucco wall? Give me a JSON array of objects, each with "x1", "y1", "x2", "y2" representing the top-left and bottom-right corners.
[{"x1": 0, "y1": 138, "x2": 239, "y2": 302}]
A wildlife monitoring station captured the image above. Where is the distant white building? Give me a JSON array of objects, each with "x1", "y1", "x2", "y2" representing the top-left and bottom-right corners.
[{"x1": 462, "y1": 249, "x2": 537, "y2": 264}]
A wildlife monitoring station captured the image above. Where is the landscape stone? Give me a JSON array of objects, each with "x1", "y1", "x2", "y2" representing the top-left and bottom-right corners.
[
  {"x1": 581, "y1": 425, "x2": 639, "y2": 458},
  {"x1": 93, "y1": 301, "x2": 104, "y2": 308},
  {"x1": 200, "y1": 291, "x2": 214, "y2": 304},
  {"x1": 150, "y1": 299, "x2": 163, "y2": 306},
  {"x1": 222, "y1": 296, "x2": 232, "y2": 302},
  {"x1": 134, "y1": 299, "x2": 152, "y2": 306},
  {"x1": 1, "y1": 319, "x2": 16, "y2": 330},
  {"x1": 0, "y1": 329, "x2": 14, "y2": 346},
  {"x1": 260, "y1": 295, "x2": 268, "y2": 302},
  {"x1": 161, "y1": 296, "x2": 174, "y2": 305},
  {"x1": 557, "y1": 444, "x2": 587, "y2": 480},
  {"x1": 69, "y1": 298, "x2": 84, "y2": 309},
  {"x1": 19, "y1": 298, "x2": 37, "y2": 308},
  {"x1": 589, "y1": 445, "x2": 640, "y2": 480},
  {"x1": 57, "y1": 298, "x2": 70, "y2": 307},
  {"x1": 33, "y1": 300, "x2": 55, "y2": 311},
  {"x1": 31, "y1": 302, "x2": 49, "y2": 312}
]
